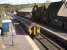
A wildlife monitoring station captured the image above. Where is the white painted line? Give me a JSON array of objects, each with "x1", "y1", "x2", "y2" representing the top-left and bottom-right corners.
[
  {"x1": 25, "y1": 35, "x2": 40, "y2": 50},
  {"x1": 39, "y1": 25, "x2": 67, "y2": 41},
  {"x1": 0, "y1": 29, "x2": 1, "y2": 35}
]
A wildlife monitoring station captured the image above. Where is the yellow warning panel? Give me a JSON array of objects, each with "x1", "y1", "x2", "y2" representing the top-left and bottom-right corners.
[
  {"x1": 34, "y1": 26, "x2": 36, "y2": 35},
  {"x1": 36, "y1": 25, "x2": 40, "y2": 33},
  {"x1": 28, "y1": 24, "x2": 41, "y2": 35}
]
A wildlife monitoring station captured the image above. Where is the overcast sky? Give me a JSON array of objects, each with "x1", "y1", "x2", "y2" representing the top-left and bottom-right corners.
[{"x1": 0, "y1": 0, "x2": 62, "y2": 5}]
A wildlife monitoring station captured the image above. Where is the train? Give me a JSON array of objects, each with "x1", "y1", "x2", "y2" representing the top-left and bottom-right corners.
[
  {"x1": 32, "y1": 1, "x2": 67, "y2": 31},
  {"x1": 16, "y1": 1, "x2": 67, "y2": 31}
]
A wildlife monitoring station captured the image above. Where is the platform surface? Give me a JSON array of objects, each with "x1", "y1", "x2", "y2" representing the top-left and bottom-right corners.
[{"x1": 0, "y1": 22, "x2": 40, "y2": 50}]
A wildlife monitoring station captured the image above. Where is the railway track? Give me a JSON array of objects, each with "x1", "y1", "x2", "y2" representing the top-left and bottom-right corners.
[
  {"x1": 14, "y1": 22, "x2": 64, "y2": 50},
  {"x1": 34, "y1": 33, "x2": 64, "y2": 50},
  {"x1": 13, "y1": 15, "x2": 67, "y2": 50}
]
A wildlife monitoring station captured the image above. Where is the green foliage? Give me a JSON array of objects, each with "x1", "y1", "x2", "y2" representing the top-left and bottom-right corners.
[{"x1": 0, "y1": 3, "x2": 44, "y2": 13}]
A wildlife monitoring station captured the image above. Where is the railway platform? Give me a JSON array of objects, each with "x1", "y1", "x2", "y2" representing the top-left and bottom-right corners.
[{"x1": 0, "y1": 22, "x2": 40, "y2": 50}]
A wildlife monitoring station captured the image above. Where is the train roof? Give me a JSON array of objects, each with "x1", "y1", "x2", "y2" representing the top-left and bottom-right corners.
[{"x1": 18, "y1": 8, "x2": 32, "y2": 12}]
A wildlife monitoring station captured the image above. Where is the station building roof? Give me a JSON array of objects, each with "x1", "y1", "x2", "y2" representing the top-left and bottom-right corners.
[{"x1": 58, "y1": 3, "x2": 67, "y2": 17}]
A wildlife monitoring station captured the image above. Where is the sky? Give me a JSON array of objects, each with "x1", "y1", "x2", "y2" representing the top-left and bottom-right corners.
[{"x1": 0, "y1": 0, "x2": 63, "y2": 5}]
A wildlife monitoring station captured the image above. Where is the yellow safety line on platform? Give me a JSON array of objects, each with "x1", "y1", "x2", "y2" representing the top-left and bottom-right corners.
[{"x1": 25, "y1": 35, "x2": 40, "y2": 50}]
